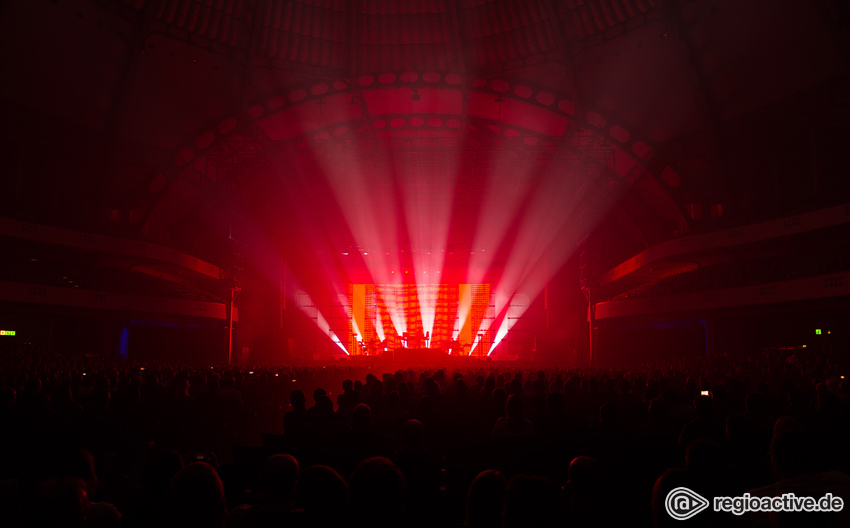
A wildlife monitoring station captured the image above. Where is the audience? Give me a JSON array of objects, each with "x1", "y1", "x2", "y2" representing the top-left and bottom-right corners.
[
  {"x1": 1, "y1": 344, "x2": 848, "y2": 527},
  {"x1": 163, "y1": 462, "x2": 227, "y2": 528}
]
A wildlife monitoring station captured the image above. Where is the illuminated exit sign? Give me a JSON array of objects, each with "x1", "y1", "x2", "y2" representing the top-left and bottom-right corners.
[{"x1": 0, "y1": 330, "x2": 16, "y2": 336}]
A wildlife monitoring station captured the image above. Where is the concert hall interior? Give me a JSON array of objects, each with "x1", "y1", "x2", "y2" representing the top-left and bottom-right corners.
[
  {"x1": 2, "y1": 1, "x2": 850, "y2": 526},
  {"x1": 4, "y1": 0, "x2": 850, "y2": 367}
]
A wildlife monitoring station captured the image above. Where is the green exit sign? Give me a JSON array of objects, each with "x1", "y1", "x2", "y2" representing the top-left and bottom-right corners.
[
  {"x1": 815, "y1": 329, "x2": 822, "y2": 335},
  {"x1": 0, "y1": 330, "x2": 15, "y2": 336}
]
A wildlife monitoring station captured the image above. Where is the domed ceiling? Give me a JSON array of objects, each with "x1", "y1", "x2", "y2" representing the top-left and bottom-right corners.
[{"x1": 1, "y1": 0, "x2": 848, "y2": 289}]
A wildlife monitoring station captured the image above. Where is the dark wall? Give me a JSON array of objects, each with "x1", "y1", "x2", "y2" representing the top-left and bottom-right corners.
[
  {"x1": 128, "y1": 323, "x2": 229, "y2": 366},
  {"x1": 595, "y1": 318, "x2": 707, "y2": 368}
]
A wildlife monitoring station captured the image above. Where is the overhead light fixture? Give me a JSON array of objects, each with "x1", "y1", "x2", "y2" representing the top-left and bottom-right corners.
[{"x1": 495, "y1": 96, "x2": 506, "y2": 103}]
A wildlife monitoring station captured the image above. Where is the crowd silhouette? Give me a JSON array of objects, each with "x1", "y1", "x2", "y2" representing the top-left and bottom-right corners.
[{"x1": 1, "y1": 344, "x2": 849, "y2": 527}]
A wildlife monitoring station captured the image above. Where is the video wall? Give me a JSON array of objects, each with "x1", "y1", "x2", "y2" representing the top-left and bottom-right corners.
[{"x1": 346, "y1": 283, "x2": 493, "y2": 356}]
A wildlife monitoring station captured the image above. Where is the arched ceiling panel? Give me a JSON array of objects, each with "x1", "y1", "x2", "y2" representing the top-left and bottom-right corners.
[
  {"x1": 466, "y1": 93, "x2": 569, "y2": 136},
  {"x1": 256, "y1": 92, "x2": 362, "y2": 140},
  {"x1": 362, "y1": 87, "x2": 463, "y2": 115}
]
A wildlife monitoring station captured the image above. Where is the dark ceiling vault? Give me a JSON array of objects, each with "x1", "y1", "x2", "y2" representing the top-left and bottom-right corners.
[{"x1": 0, "y1": 0, "x2": 848, "y2": 271}]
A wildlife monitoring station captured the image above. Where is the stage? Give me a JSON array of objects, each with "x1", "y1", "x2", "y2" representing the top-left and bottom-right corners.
[{"x1": 305, "y1": 347, "x2": 538, "y2": 368}]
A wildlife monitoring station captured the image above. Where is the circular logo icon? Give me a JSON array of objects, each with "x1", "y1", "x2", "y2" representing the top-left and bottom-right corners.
[{"x1": 665, "y1": 487, "x2": 710, "y2": 521}]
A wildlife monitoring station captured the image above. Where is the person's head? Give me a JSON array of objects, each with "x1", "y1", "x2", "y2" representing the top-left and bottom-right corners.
[
  {"x1": 141, "y1": 448, "x2": 184, "y2": 497},
  {"x1": 648, "y1": 399, "x2": 668, "y2": 423},
  {"x1": 770, "y1": 429, "x2": 816, "y2": 480},
  {"x1": 174, "y1": 378, "x2": 190, "y2": 396},
  {"x1": 725, "y1": 413, "x2": 751, "y2": 444},
  {"x1": 662, "y1": 390, "x2": 681, "y2": 407},
  {"x1": 773, "y1": 416, "x2": 804, "y2": 436},
  {"x1": 599, "y1": 402, "x2": 618, "y2": 425},
  {"x1": 370, "y1": 379, "x2": 383, "y2": 397},
  {"x1": 349, "y1": 457, "x2": 405, "y2": 527},
  {"x1": 28, "y1": 477, "x2": 88, "y2": 528},
  {"x1": 164, "y1": 462, "x2": 227, "y2": 528},
  {"x1": 492, "y1": 387, "x2": 507, "y2": 409},
  {"x1": 289, "y1": 390, "x2": 306, "y2": 410},
  {"x1": 568, "y1": 456, "x2": 605, "y2": 499},
  {"x1": 257, "y1": 454, "x2": 299, "y2": 499},
  {"x1": 693, "y1": 395, "x2": 713, "y2": 417},
  {"x1": 466, "y1": 470, "x2": 506, "y2": 527},
  {"x1": 651, "y1": 469, "x2": 711, "y2": 528},
  {"x1": 352, "y1": 403, "x2": 372, "y2": 431},
  {"x1": 423, "y1": 378, "x2": 440, "y2": 397},
  {"x1": 0, "y1": 387, "x2": 16, "y2": 409},
  {"x1": 295, "y1": 465, "x2": 349, "y2": 522},
  {"x1": 416, "y1": 394, "x2": 432, "y2": 415},
  {"x1": 52, "y1": 447, "x2": 98, "y2": 496},
  {"x1": 505, "y1": 394, "x2": 524, "y2": 420},
  {"x1": 317, "y1": 394, "x2": 334, "y2": 414}
]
